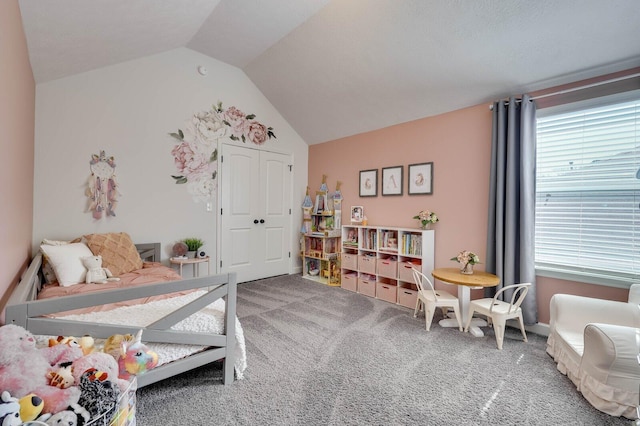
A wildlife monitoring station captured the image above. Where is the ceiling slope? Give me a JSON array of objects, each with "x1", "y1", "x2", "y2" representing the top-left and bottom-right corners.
[{"x1": 18, "y1": 0, "x2": 640, "y2": 144}]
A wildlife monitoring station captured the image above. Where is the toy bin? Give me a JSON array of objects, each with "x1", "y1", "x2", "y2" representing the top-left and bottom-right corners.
[
  {"x1": 397, "y1": 282, "x2": 418, "y2": 309},
  {"x1": 377, "y1": 256, "x2": 397, "y2": 278},
  {"x1": 376, "y1": 278, "x2": 397, "y2": 303},
  {"x1": 398, "y1": 260, "x2": 421, "y2": 282},
  {"x1": 86, "y1": 376, "x2": 137, "y2": 426},
  {"x1": 357, "y1": 274, "x2": 376, "y2": 297},
  {"x1": 341, "y1": 272, "x2": 358, "y2": 292},
  {"x1": 358, "y1": 254, "x2": 377, "y2": 275},
  {"x1": 341, "y1": 252, "x2": 358, "y2": 270}
]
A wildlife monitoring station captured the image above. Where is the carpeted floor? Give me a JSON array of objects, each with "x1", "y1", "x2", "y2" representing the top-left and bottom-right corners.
[{"x1": 137, "y1": 274, "x2": 635, "y2": 425}]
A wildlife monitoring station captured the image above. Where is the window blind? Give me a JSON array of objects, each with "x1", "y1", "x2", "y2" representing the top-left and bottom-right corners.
[{"x1": 535, "y1": 98, "x2": 640, "y2": 286}]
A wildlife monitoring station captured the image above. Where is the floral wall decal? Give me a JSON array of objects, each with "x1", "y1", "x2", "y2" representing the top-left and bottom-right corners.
[{"x1": 169, "y1": 101, "x2": 276, "y2": 203}]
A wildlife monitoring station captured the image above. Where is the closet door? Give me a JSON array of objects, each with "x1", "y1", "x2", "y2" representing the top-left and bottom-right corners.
[{"x1": 220, "y1": 144, "x2": 291, "y2": 283}]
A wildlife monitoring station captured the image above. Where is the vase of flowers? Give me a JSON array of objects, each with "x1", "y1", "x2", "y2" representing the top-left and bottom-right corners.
[
  {"x1": 413, "y1": 210, "x2": 439, "y2": 230},
  {"x1": 451, "y1": 250, "x2": 481, "y2": 275}
]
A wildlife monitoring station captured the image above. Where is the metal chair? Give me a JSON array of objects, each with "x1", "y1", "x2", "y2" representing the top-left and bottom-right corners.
[
  {"x1": 463, "y1": 283, "x2": 531, "y2": 349},
  {"x1": 412, "y1": 268, "x2": 462, "y2": 331}
]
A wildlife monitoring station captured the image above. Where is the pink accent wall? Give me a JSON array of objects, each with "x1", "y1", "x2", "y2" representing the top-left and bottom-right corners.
[
  {"x1": 309, "y1": 97, "x2": 632, "y2": 324},
  {"x1": 0, "y1": 0, "x2": 35, "y2": 323}
]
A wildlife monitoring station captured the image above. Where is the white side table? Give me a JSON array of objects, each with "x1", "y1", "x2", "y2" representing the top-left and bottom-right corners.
[{"x1": 170, "y1": 256, "x2": 210, "y2": 278}]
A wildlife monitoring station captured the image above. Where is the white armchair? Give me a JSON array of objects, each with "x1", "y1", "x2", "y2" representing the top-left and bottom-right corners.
[
  {"x1": 547, "y1": 286, "x2": 640, "y2": 419},
  {"x1": 580, "y1": 323, "x2": 640, "y2": 419}
]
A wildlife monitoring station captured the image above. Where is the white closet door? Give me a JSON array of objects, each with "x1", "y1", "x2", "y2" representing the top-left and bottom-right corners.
[
  {"x1": 220, "y1": 144, "x2": 291, "y2": 282},
  {"x1": 259, "y1": 150, "x2": 291, "y2": 278}
]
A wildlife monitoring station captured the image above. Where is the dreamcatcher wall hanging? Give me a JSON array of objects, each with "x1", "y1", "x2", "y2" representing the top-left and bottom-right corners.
[{"x1": 85, "y1": 150, "x2": 120, "y2": 219}]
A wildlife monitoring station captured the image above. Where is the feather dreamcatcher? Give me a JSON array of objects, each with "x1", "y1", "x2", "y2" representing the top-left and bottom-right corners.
[{"x1": 86, "y1": 150, "x2": 120, "y2": 219}]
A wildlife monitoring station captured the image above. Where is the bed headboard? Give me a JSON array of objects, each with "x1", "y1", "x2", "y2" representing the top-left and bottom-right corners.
[{"x1": 136, "y1": 243, "x2": 161, "y2": 262}]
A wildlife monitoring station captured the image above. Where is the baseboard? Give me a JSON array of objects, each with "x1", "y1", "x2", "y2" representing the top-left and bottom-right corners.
[
  {"x1": 291, "y1": 270, "x2": 551, "y2": 337},
  {"x1": 507, "y1": 319, "x2": 550, "y2": 337}
]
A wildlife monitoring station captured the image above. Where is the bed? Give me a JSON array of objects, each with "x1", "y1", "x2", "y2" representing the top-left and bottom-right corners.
[{"x1": 4, "y1": 240, "x2": 244, "y2": 389}]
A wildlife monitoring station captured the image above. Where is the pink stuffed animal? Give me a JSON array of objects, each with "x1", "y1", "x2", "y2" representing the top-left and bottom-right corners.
[
  {"x1": 117, "y1": 329, "x2": 158, "y2": 380},
  {"x1": 0, "y1": 325, "x2": 82, "y2": 414},
  {"x1": 71, "y1": 352, "x2": 130, "y2": 393}
]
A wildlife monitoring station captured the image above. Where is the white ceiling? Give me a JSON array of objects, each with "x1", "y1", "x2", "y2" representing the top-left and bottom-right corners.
[{"x1": 18, "y1": 0, "x2": 640, "y2": 145}]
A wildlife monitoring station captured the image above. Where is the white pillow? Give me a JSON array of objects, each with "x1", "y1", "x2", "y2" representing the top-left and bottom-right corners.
[
  {"x1": 40, "y1": 239, "x2": 72, "y2": 284},
  {"x1": 39, "y1": 242, "x2": 94, "y2": 287}
]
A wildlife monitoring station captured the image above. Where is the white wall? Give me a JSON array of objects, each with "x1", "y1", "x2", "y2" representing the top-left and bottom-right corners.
[{"x1": 33, "y1": 47, "x2": 308, "y2": 273}]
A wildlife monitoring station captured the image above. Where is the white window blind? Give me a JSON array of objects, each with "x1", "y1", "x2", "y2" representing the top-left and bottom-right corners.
[{"x1": 535, "y1": 96, "x2": 640, "y2": 287}]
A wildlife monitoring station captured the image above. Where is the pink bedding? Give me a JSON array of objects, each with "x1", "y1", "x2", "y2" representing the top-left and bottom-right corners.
[{"x1": 38, "y1": 262, "x2": 191, "y2": 316}]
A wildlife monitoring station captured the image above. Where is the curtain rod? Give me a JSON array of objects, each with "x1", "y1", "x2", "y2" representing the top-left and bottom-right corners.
[
  {"x1": 489, "y1": 71, "x2": 640, "y2": 109},
  {"x1": 532, "y1": 71, "x2": 640, "y2": 100}
]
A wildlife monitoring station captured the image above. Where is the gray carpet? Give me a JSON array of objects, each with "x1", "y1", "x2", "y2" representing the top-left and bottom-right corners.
[{"x1": 136, "y1": 274, "x2": 635, "y2": 425}]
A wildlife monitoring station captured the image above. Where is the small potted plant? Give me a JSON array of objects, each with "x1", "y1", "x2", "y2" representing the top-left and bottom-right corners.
[{"x1": 182, "y1": 238, "x2": 204, "y2": 258}]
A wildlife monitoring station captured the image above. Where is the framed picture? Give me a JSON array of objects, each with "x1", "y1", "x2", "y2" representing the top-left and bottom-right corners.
[
  {"x1": 381, "y1": 166, "x2": 403, "y2": 196},
  {"x1": 408, "y1": 162, "x2": 433, "y2": 195},
  {"x1": 350, "y1": 206, "x2": 364, "y2": 223},
  {"x1": 359, "y1": 169, "x2": 377, "y2": 197}
]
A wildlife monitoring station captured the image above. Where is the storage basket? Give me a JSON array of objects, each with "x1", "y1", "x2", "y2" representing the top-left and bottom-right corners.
[{"x1": 89, "y1": 376, "x2": 137, "y2": 426}]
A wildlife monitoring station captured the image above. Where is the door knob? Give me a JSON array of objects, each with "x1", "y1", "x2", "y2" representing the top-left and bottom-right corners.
[
  {"x1": 254, "y1": 219, "x2": 259, "y2": 224},
  {"x1": 260, "y1": 219, "x2": 265, "y2": 224}
]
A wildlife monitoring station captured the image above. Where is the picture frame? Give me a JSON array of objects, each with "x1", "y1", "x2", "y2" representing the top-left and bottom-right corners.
[
  {"x1": 350, "y1": 206, "x2": 364, "y2": 223},
  {"x1": 359, "y1": 169, "x2": 378, "y2": 197},
  {"x1": 381, "y1": 166, "x2": 403, "y2": 196},
  {"x1": 408, "y1": 162, "x2": 433, "y2": 195}
]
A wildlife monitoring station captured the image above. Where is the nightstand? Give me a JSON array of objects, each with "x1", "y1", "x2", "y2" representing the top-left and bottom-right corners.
[{"x1": 169, "y1": 256, "x2": 210, "y2": 278}]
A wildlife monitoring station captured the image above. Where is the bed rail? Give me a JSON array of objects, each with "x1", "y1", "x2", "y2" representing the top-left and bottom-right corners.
[{"x1": 5, "y1": 267, "x2": 238, "y2": 386}]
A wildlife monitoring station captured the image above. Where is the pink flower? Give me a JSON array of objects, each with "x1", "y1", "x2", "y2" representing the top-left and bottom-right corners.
[
  {"x1": 222, "y1": 106, "x2": 248, "y2": 139},
  {"x1": 247, "y1": 121, "x2": 268, "y2": 145},
  {"x1": 171, "y1": 141, "x2": 212, "y2": 181}
]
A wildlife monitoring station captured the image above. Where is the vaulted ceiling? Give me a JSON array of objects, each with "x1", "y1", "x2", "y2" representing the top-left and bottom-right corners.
[{"x1": 18, "y1": 0, "x2": 640, "y2": 144}]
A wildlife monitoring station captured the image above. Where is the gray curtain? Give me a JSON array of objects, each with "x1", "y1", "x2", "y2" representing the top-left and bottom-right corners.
[{"x1": 486, "y1": 95, "x2": 538, "y2": 325}]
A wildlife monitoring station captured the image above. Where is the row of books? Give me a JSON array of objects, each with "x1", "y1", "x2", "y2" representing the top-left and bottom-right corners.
[
  {"x1": 402, "y1": 234, "x2": 422, "y2": 255},
  {"x1": 379, "y1": 231, "x2": 398, "y2": 251},
  {"x1": 362, "y1": 229, "x2": 377, "y2": 250}
]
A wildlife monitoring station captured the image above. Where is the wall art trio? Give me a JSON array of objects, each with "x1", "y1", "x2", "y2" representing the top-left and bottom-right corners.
[{"x1": 359, "y1": 162, "x2": 433, "y2": 197}]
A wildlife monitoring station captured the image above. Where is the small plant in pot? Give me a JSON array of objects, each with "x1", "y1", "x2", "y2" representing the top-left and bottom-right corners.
[{"x1": 182, "y1": 238, "x2": 204, "y2": 258}]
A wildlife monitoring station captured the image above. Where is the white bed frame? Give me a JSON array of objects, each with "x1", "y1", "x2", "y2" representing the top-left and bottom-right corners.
[{"x1": 5, "y1": 243, "x2": 238, "y2": 387}]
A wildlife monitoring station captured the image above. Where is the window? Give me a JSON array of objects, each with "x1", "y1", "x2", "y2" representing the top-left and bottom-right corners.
[{"x1": 535, "y1": 93, "x2": 640, "y2": 288}]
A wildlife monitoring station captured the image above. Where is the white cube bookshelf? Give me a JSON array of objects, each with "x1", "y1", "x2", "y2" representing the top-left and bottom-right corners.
[{"x1": 341, "y1": 225, "x2": 434, "y2": 308}]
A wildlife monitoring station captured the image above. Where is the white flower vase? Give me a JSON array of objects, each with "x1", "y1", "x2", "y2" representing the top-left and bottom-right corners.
[
  {"x1": 186, "y1": 251, "x2": 197, "y2": 259},
  {"x1": 419, "y1": 222, "x2": 431, "y2": 230},
  {"x1": 461, "y1": 263, "x2": 474, "y2": 275}
]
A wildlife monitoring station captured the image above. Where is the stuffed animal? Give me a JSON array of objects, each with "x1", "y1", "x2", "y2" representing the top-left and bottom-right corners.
[
  {"x1": 0, "y1": 391, "x2": 21, "y2": 426},
  {"x1": 19, "y1": 393, "x2": 44, "y2": 423},
  {"x1": 44, "y1": 410, "x2": 79, "y2": 426},
  {"x1": 102, "y1": 334, "x2": 133, "y2": 360},
  {"x1": 48, "y1": 335, "x2": 81, "y2": 349},
  {"x1": 47, "y1": 362, "x2": 75, "y2": 389},
  {"x1": 72, "y1": 352, "x2": 130, "y2": 394},
  {"x1": 81, "y1": 255, "x2": 120, "y2": 284},
  {"x1": 50, "y1": 335, "x2": 96, "y2": 356},
  {"x1": 43, "y1": 403, "x2": 90, "y2": 426},
  {"x1": 76, "y1": 369, "x2": 120, "y2": 425},
  {"x1": 0, "y1": 324, "x2": 82, "y2": 414},
  {"x1": 117, "y1": 329, "x2": 158, "y2": 380},
  {"x1": 78, "y1": 336, "x2": 96, "y2": 356}
]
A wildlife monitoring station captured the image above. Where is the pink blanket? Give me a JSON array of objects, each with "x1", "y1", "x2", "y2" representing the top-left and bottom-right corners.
[{"x1": 38, "y1": 262, "x2": 190, "y2": 316}]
